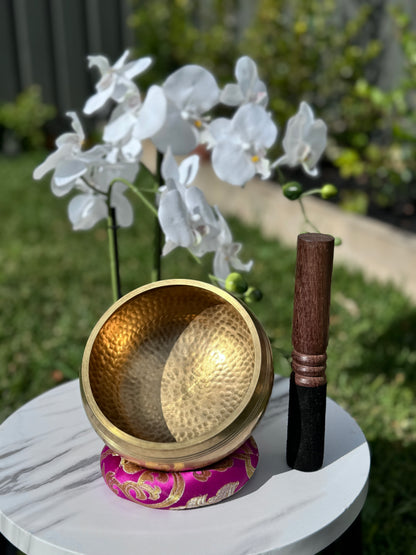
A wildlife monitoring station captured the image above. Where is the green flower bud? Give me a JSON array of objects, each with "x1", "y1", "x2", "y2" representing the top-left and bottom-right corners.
[
  {"x1": 282, "y1": 182, "x2": 303, "y2": 200},
  {"x1": 244, "y1": 286, "x2": 263, "y2": 303},
  {"x1": 334, "y1": 236, "x2": 343, "y2": 246},
  {"x1": 225, "y1": 272, "x2": 248, "y2": 294},
  {"x1": 321, "y1": 184, "x2": 338, "y2": 199}
]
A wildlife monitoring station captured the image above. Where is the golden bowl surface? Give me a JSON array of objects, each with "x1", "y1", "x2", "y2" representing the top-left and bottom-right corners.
[{"x1": 81, "y1": 279, "x2": 273, "y2": 470}]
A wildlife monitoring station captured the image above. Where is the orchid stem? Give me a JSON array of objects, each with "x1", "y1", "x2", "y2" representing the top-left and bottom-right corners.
[
  {"x1": 208, "y1": 274, "x2": 225, "y2": 286},
  {"x1": 152, "y1": 150, "x2": 164, "y2": 282},
  {"x1": 275, "y1": 166, "x2": 286, "y2": 186},
  {"x1": 298, "y1": 197, "x2": 321, "y2": 233},
  {"x1": 301, "y1": 188, "x2": 322, "y2": 197},
  {"x1": 107, "y1": 207, "x2": 122, "y2": 302},
  {"x1": 108, "y1": 178, "x2": 157, "y2": 216}
]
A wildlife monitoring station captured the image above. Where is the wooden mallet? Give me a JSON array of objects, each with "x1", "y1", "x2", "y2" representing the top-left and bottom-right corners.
[{"x1": 286, "y1": 233, "x2": 334, "y2": 471}]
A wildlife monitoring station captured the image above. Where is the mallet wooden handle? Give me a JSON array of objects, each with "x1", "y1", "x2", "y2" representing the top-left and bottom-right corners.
[{"x1": 286, "y1": 233, "x2": 334, "y2": 471}]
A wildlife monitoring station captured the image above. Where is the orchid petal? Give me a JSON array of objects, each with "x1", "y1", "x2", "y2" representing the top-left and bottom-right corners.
[
  {"x1": 123, "y1": 57, "x2": 152, "y2": 80},
  {"x1": 212, "y1": 208, "x2": 253, "y2": 281},
  {"x1": 178, "y1": 155, "x2": 199, "y2": 186},
  {"x1": 283, "y1": 109, "x2": 309, "y2": 150},
  {"x1": 66, "y1": 112, "x2": 85, "y2": 141},
  {"x1": 162, "y1": 240, "x2": 177, "y2": 256},
  {"x1": 271, "y1": 154, "x2": 289, "y2": 169},
  {"x1": 184, "y1": 186, "x2": 217, "y2": 230},
  {"x1": 110, "y1": 191, "x2": 134, "y2": 227},
  {"x1": 163, "y1": 65, "x2": 220, "y2": 113},
  {"x1": 93, "y1": 162, "x2": 138, "y2": 192},
  {"x1": 302, "y1": 164, "x2": 319, "y2": 177},
  {"x1": 230, "y1": 249, "x2": 253, "y2": 272},
  {"x1": 212, "y1": 141, "x2": 255, "y2": 186},
  {"x1": 113, "y1": 50, "x2": 130, "y2": 70},
  {"x1": 87, "y1": 55, "x2": 110, "y2": 74},
  {"x1": 121, "y1": 137, "x2": 143, "y2": 162},
  {"x1": 159, "y1": 189, "x2": 193, "y2": 249},
  {"x1": 299, "y1": 100, "x2": 315, "y2": 122},
  {"x1": 33, "y1": 145, "x2": 71, "y2": 180},
  {"x1": 50, "y1": 178, "x2": 76, "y2": 197},
  {"x1": 152, "y1": 105, "x2": 198, "y2": 155},
  {"x1": 132, "y1": 85, "x2": 167, "y2": 140},
  {"x1": 112, "y1": 81, "x2": 132, "y2": 103},
  {"x1": 209, "y1": 117, "x2": 232, "y2": 142},
  {"x1": 103, "y1": 111, "x2": 136, "y2": 143},
  {"x1": 54, "y1": 159, "x2": 87, "y2": 187},
  {"x1": 214, "y1": 207, "x2": 233, "y2": 244},
  {"x1": 220, "y1": 84, "x2": 244, "y2": 106},
  {"x1": 83, "y1": 86, "x2": 115, "y2": 114},
  {"x1": 304, "y1": 120, "x2": 327, "y2": 167},
  {"x1": 80, "y1": 144, "x2": 110, "y2": 163},
  {"x1": 68, "y1": 193, "x2": 107, "y2": 230},
  {"x1": 232, "y1": 104, "x2": 277, "y2": 147},
  {"x1": 253, "y1": 83, "x2": 268, "y2": 107},
  {"x1": 256, "y1": 157, "x2": 272, "y2": 180},
  {"x1": 235, "y1": 56, "x2": 258, "y2": 98},
  {"x1": 161, "y1": 148, "x2": 180, "y2": 183},
  {"x1": 213, "y1": 250, "x2": 231, "y2": 282},
  {"x1": 55, "y1": 133, "x2": 80, "y2": 149}
]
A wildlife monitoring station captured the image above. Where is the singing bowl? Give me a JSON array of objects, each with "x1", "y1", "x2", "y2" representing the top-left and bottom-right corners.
[{"x1": 81, "y1": 279, "x2": 273, "y2": 471}]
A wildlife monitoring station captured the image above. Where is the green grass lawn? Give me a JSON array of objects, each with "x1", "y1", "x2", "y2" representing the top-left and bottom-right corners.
[{"x1": 1, "y1": 151, "x2": 416, "y2": 553}]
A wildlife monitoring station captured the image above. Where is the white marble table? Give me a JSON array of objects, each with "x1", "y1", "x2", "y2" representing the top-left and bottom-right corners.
[{"x1": 0, "y1": 376, "x2": 370, "y2": 555}]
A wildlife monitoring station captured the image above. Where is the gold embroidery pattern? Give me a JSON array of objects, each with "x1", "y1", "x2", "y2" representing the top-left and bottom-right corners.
[
  {"x1": 193, "y1": 456, "x2": 234, "y2": 482},
  {"x1": 103, "y1": 465, "x2": 186, "y2": 509},
  {"x1": 233, "y1": 438, "x2": 257, "y2": 478},
  {"x1": 185, "y1": 481, "x2": 240, "y2": 509},
  {"x1": 100, "y1": 447, "x2": 119, "y2": 465},
  {"x1": 120, "y1": 458, "x2": 143, "y2": 474},
  {"x1": 105, "y1": 470, "x2": 162, "y2": 501}
]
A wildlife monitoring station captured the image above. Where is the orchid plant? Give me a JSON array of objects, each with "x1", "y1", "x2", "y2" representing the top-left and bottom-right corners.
[{"x1": 33, "y1": 52, "x2": 334, "y2": 303}]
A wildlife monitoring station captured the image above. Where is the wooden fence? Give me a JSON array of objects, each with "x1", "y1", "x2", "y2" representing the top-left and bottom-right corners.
[
  {"x1": 0, "y1": 0, "x2": 133, "y2": 112},
  {"x1": 1, "y1": 0, "x2": 416, "y2": 116}
]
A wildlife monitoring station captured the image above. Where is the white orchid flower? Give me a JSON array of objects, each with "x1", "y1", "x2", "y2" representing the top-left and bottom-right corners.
[
  {"x1": 210, "y1": 103, "x2": 277, "y2": 186},
  {"x1": 220, "y1": 56, "x2": 268, "y2": 107},
  {"x1": 158, "y1": 149, "x2": 219, "y2": 256},
  {"x1": 272, "y1": 101, "x2": 327, "y2": 177},
  {"x1": 67, "y1": 186, "x2": 108, "y2": 231},
  {"x1": 152, "y1": 65, "x2": 220, "y2": 155},
  {"x1": 68, "y1": 161, "x2": 138, "y2": 230},
  {"x1": 83, "y1": 50, "x2": 152, "y2": 115},
  {"x1": 103, "y1": 85, "x2": 167, "y2": 162},
  {"x1": 33, "y1": 112, "x2": 108, "y2": 196},
  {"x1": 212, "y1": 207, "x2": 253, "y2": 282}
]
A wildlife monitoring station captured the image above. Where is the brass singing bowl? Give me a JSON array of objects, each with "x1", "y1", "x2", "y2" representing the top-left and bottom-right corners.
[{"x1": 81, "y1": 279, "x2": 274, "y2": 471}]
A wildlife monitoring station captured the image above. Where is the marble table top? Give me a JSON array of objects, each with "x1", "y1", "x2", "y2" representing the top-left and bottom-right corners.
[{"x1": 0, "y1": 376, "x2": 370, "y2": 555}]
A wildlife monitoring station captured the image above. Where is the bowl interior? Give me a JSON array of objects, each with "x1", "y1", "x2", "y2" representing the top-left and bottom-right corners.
[{"x1": 88, "y1": 284, "x2": 256, "y2": 444}]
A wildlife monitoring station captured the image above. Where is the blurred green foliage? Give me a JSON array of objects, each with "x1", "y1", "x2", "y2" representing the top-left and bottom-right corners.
[
  {"x1": 128, "y1": 0, "x2": 240, "y2": 87},
  {"x1": 331, "y1": 7, "x2": 416, "y2": 206},
  {"x1": 243, "y1": 0, "x2": 381, "y2": 146},
  {"x1": 0, "y1": 85, "x2": 56, "y2": 151},
  {"x1": 240, "y1": 0, "x2": 416, "y2": 208},
  {"x1": 129, "y1": 0, "x2": 416, "y2": 210}
]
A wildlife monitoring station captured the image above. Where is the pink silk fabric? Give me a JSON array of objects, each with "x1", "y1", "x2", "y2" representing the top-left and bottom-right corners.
[{"x1": 100, "y1": 436, "x2": 259, "y2": 510}]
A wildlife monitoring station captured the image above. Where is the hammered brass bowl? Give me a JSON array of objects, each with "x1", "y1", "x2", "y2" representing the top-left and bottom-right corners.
[{"x1": 81, "y1": 279, "x2": 273, "y2": 471}]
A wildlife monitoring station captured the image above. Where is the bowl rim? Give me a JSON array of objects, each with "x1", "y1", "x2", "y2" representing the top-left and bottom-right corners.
[{"x1": 80, "y1": 278, "x2": 263, "y2": 454}]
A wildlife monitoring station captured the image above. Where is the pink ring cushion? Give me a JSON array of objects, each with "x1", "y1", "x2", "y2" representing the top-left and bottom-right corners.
[{"x1": 100, "y1": 436, "x2": 259, "y2": 510}]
